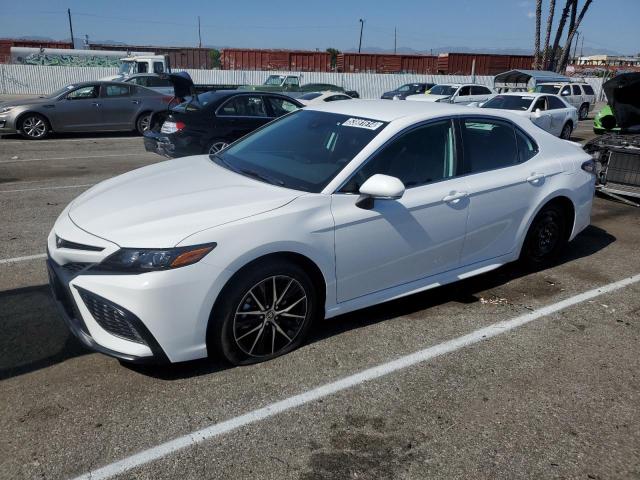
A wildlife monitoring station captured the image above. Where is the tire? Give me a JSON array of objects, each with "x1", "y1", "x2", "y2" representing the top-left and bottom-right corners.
[
  {"x1": 18, "y1": 113, "x2": 50, "y2": 139},
  {"x1": 135, "y1": 112, "x2": 152, "y2": 135},
  {"x1": 560, "y1": 122, "x2": 573, "y2": 140},
  {"x1": 205, "y1": 139, "x2": 229, "y2": 154},
  {"x1": 578, "y1": 104, "x2": 589, "y2": 121},
  {"x1": 209, "y1": 260, "x2": 319, "y2": 365},
  {"x1": 520, "y1": 204, "x2": 568, "y2": 269}
]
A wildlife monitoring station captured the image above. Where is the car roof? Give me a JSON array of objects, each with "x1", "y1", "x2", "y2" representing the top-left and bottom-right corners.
[
  {"x1": 305, "y1": 99, "x2": 481, "y2": 122},
  {"x1": 492, "y1": 92, "x2": 547, "y2": 98}
]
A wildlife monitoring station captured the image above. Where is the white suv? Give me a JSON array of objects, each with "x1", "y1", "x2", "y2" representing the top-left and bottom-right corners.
[{"x1": 535, "y1": 82, "x2": 596, "y2": 120}]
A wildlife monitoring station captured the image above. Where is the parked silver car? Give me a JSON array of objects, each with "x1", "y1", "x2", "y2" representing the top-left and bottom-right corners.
[{"x1": 0, "y1": 81, "x2": 174, "y2": 139}]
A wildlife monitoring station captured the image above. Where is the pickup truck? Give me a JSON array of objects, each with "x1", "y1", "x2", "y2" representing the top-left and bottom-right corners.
[{"x1": 239, "y1": 75, "x2": 360, "y2": 98}]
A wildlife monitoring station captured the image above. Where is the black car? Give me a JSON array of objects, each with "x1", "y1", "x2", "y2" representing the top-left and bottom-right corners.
[
  {"x1": 144, "y1": 91, "x2": 303, "y2": 157},
  {"x1": 381, "y1": 83, "x2": 435, "y2": 100}
]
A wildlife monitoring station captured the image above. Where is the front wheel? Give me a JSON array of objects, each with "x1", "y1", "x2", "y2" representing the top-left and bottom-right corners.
[
  {"x1": 19, "y1": 114, "x2": 50, "y2": 139},
  {"x1": 206, "y1": 140, "x2": 229, "y2": 154},
  {"x1": 209, "y1": 260, "x2": 319, "y2": 365},
  {"x1": 520, "y1": 204, "x2": 567, "y2": 269}
]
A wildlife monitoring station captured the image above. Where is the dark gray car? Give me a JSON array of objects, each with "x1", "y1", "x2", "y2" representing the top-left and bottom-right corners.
[{"x1": 0, "y1": 81, "x2": 174, "y2": 139}]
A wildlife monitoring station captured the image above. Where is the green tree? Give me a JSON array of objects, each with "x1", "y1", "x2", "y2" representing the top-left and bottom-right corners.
[
  {"x1": 326, "y1": 48, "x2": 340, "y2": 70},
  {"x1": 209, "y1": 48, "x2": 221, "y2": 69}
]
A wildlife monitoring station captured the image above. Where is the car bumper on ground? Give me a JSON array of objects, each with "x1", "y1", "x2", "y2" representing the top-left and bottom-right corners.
[
  {"x1": 47, "y1": 213, "x2": 234, "y2": 363},
  {"x1": 143, "y1": 130, "x2": 203, "y2": 158}
]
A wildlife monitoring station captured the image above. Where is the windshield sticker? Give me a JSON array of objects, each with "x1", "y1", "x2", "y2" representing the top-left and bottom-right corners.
[{"x1": 342, "y1": 118, "x2": 384, "y2": 130}]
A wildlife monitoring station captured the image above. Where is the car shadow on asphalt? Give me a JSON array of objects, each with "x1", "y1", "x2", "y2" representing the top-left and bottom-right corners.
[{"x1": 0, "y1": 225, "x2": 615, "y2": 382}]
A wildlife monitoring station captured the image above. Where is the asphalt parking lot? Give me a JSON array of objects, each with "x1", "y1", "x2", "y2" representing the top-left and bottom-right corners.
[{"x1": 1, "y1": 104, "x2": 639, "y2": 480}]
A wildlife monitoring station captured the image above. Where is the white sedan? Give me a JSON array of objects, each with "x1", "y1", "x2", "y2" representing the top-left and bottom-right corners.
[
  {"x1": 297, "y1": 91, "x2": 353, "y2": 105},
  {"x1": 406, "y1": 83, "x2": 494, "y2": 105},
  {"x1": 479, "y1": 92, "x2": 579, "y2": 139},
  {"x1": 47, "y1": 100, "x2": 595, "y2": 365}
]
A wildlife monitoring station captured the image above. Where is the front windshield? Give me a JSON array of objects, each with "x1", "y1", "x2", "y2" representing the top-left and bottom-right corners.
[
  {"x1": 482, "y1": 95, "x2": 534, "y2": 111},
  {"x1": 118, "y1": 62, "x2": 134, "y2": 75},
  {"x1": 429, "y1": 85, "x2": 457, "y2": 96},
  {"x1": 535, "y1": 85, "x2": 560, "y2": 94},
  {"x1": 264, "y1": 75, "x2": 284, "y2": 86},
  {"x1": 213, "y1": 110, "x2": 388, "y2": 193}
]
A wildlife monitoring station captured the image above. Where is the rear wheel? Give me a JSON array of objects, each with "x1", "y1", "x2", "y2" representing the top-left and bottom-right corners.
[
  {"x1": 560, "y1": 122, "x2": 573, "y2": 140},
  {"x1": 209, "y1": 260, "x2": 318, "y2": 365},
  {"x1": 578, "y1": 104, "x2": 589, "y2": 121},
  {"x1": 520, "y1": 204, "x2": 567, "y2": 269},
  {"x1": 135, "y1": 112, "x2": 152, "y2": 135},
  {"x1": 19, "y1": 114, "x2": 50, "y2": 139}
]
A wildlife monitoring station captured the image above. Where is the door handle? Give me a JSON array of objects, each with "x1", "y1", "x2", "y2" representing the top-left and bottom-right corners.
[
  {"x1": 526, "y1": 173, "x2": 545, "y2": 184},
  {"x1": 442, "y1": 191, "x2": 468, "y2": 203},
  {"x1": 131, "y1": 100, "x2": 140, "y2": 104},
  {"x1": 91, "y1": 102, "x2": 101, "y2": 107}
]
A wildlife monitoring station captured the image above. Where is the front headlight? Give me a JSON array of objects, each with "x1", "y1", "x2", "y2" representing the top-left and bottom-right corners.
[
  {"x1": 0, "y1": 106, "x2": 16, "y2": 114},
  {"x1": 94, "y1": 243, "x2": 216, "y2": 273}
]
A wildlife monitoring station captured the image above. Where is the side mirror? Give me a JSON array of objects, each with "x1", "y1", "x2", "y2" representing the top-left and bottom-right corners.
[
  {"x1": 356, "y1": 174, "x2": 405, "y2": 209},
  {"x1": 534, "y1": 108, "x2": 542, "y2": 118},
  {"x1": 467, "y1": 102, "x2": 479, "y2": 108}
]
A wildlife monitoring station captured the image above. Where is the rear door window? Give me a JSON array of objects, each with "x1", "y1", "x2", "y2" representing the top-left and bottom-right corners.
[
  {"x1": 461, "y1": 118, "x2": 519, "y2": 173},
  {"x1": 218, "y1": 95, "x2": 268, "y2": 117},
  {"x1": 471, "y1": 86, "x2": 492, "y2": 95},
  {"x1": 572, "y1": 85, "x2": 581, "y2": 95},
  {"x1": 266, "y1": 97, "x2": 300, "y2": 117},
  {"x1": 583, "y1": 85, "x2": 595, "y2": 95},
  {"x1": 104, "y1": 85, "x2": 130, "y2": 97}
]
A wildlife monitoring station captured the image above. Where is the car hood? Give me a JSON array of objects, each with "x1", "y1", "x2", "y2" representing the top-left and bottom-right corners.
[
  {"x1": 68, "y1": 155, "x2": 301, "y2": 248},
  {"x1": 603, "y1": 72, "x2": 640, "y2": 129},
  {"x1": 0, "y1": 97, "x2": 52, "y2": 108}
]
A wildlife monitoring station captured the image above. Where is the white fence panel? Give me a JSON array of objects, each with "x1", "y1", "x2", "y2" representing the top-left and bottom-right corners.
[{"x1": 0, "y1": 64, "x2": 604, "y2": 100}]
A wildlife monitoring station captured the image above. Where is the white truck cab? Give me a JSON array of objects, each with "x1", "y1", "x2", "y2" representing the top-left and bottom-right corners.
[{"x1": 102, "y1": 55, "x2": 170, "y2": 81}]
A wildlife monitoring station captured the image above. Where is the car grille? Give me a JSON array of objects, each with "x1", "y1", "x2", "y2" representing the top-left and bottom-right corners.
[
  {"x1": 62, "y1": 262, "x2": 92, "y2": 274},
  {"x1": 77, "y1": 288, "x2": 146, "y2": 344}
]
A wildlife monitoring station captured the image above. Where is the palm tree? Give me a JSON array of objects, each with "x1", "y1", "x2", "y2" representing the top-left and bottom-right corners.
[
  {"x1": 557, "y1": 0, "x2": 593, "y2": 72},
  {"x1": 548, "y1": 0, "x2": 574, "y2": 72},
  {"x1": 541, "y1": 0, "x2": 556, "y2": 70},
  {"x1": 533, "y1": 0, "x2": 543, "y2": 68}
]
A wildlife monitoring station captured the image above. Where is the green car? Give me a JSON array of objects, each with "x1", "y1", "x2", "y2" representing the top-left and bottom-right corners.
[{"x1": 593, "y1": 72, "x2": 640, "y2": 134}]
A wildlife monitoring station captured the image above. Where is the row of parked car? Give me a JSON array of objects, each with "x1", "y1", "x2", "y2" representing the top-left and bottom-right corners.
[{"x1": 0, "y1": 72, "x2": 598, "y2": 150}]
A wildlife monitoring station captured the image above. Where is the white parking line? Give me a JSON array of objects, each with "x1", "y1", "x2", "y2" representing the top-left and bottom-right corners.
[
  {"x1": 0, "y1": 253, "x2": 47, "y2": 265},
  {"x1": 0, "y1": 183, "x2": 95, "y2": 193},
  {"x1": 0, "y1": 153, "x2": 150, "y2": 164},
  {"x1": 70, "y1": 273, "x2": 640, "y2": 480},
  {"x1": 0, "y1": 137, "x2": 142, "y2": 145}
]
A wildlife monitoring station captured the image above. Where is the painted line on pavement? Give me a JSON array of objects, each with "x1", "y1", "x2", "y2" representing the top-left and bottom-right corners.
[
  {"x1": 0, "y1": 183, "x2": 95, "y2": 193},
  {"x1": 0, "y1": 153, "x2": 150, "y2": 164},
  {"x1": 70, "y1": 273, "x2": 640, "y2": 480},
  {"x1": 0, "y1": 253, "x2": 47, "y2": 265}
]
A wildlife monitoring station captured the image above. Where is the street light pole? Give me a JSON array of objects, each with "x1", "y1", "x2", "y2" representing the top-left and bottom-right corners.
[
  {"x1": 358, "y1": 19, "x2": 364, "y2": 53},
  {"x1": 67, "y1": 8, "x2": 75, "y2": 48}
]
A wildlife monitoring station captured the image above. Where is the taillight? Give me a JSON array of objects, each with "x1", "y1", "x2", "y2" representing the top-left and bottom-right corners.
[
  {"x1": 175, "y1": 121, "x2": 185, "y2": 131},
  {"x1": 581, "y1": 159, "x2": 596, "y2": 174}
]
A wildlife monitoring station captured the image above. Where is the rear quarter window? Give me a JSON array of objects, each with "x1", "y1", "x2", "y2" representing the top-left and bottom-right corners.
[{"x1": 583, "y1": 85, "x2": 595, "y2": 95}]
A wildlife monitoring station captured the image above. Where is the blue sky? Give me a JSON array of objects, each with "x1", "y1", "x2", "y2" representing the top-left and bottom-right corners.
[{"x1": 0, "y1": 0, "x2": 638, "y2": 54}]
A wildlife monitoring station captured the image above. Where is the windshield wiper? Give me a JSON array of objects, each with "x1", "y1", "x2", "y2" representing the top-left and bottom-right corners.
[
  {"x1": 238, "y1": 168, "x2": 285, "y2": 186},
  {"x1": 211, "y1": 154, "x2": 285, "y2": 187}
]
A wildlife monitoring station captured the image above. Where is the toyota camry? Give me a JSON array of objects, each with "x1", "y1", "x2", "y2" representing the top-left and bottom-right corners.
[{"x1": 47, "y1": 100, "x2": 596, "y2": 365}]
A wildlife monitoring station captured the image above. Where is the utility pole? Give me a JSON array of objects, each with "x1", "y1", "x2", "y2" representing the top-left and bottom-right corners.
[
  {"x1": 67, "y1": 8, "x2": 75, "y2": 48},
  {"x1": 394, "y1": 27, "x2": 397, "y2": 54},
  {"x1": 358, "y1": 19, "x2": 364, "y2": 53},
  {"x1": 197, "y1": 16, "x2": 202, "y2": 48},
  {"x1": 580, "y1": 35, "x2": 584, "y2": 58}
]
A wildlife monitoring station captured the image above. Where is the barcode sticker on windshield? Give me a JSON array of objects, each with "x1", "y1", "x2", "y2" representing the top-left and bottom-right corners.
[{"x1": 342, "y1": 118, "x2": 383, "y2": 130}]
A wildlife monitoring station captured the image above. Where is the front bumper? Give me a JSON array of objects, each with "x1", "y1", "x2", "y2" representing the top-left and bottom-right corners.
[
  {"x1": 0, "y1": 114, "x2": 18, "y2": 134},
  {"x1": 47, "y1": 212, "x2": 234, "y2": 363}
]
